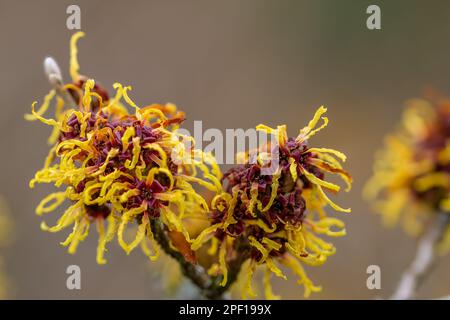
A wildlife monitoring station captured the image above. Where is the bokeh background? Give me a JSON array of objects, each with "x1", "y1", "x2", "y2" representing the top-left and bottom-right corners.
[{"x1": 1, "y1": 0, "x2": 450, "y2": 299}]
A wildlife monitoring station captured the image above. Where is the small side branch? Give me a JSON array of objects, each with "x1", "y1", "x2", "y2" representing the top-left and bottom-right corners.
[{"x1": 391, "y1": 213, "x2": 449, "y2": 300}]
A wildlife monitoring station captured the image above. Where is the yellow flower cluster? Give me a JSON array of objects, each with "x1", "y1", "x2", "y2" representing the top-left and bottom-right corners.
[
  {"x1": 365, "y1": 97, "x2": 450, "y2": 253},
  {"x1": 28, "y1": 32, "x2": 352, "y2": 299},
  {"x1": 28, "y1": 32, "x2": 221, "y2": 265},
  {"x1": 192, "y1": 107, "x2": 352, "y2": 299}
]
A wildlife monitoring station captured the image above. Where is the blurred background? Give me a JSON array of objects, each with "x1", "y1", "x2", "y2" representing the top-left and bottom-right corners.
[{"x1": 0, "y1": 0, "x2": 450, "y2": 299}]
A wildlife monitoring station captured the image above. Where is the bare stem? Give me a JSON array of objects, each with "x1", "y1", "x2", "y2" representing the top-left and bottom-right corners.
[{"x1": 391, "y1": 213, "x2": 449, "y2": 300}]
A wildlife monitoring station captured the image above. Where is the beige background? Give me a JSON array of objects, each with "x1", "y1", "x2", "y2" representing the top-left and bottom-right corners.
[{"x1": 1, "y1": 0, "x2": 450, "y2": 299}]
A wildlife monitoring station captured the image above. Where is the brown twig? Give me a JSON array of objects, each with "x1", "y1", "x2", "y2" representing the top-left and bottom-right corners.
[{"x1": 150, "y1": 219, "x2": 249, "y2": 299}]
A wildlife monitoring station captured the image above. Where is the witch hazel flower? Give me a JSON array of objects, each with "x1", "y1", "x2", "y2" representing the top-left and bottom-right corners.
[
  {"x1": 27, "y1": 32, "x2": 221, "y2": 265},
  {"x1": 365, "y1": 96, "x2": 450, "y2": 252},
  {"x1": 365, "y1": 95, "x2": 450, "y2": 300},
  {"x1": 192, "y1": 107, "x2": 352, "y2": 299}
]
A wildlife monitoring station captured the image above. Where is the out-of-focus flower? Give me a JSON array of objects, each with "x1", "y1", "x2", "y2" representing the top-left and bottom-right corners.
[
  {"x1": 0, "y1": 258, "x2": 9, "y2": 300},
  {"x1": 0, "y1": 196, "x2": 13, "y2": 299},
  {"x1": 364, "y1": 97, "x2": 450, "y2": 253},
  {"x1": 27, "y1": 32, "x2": 221, "y2": 264},
  {"x1": 192, "y1": 107, "x2": 352, "y2": 299},
  {"x1": 150, "y1": 252, "x2": 184, "y2": 295},
  {"x1": 0, "y1": 196, "x2": 13, "y2": 248}
]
